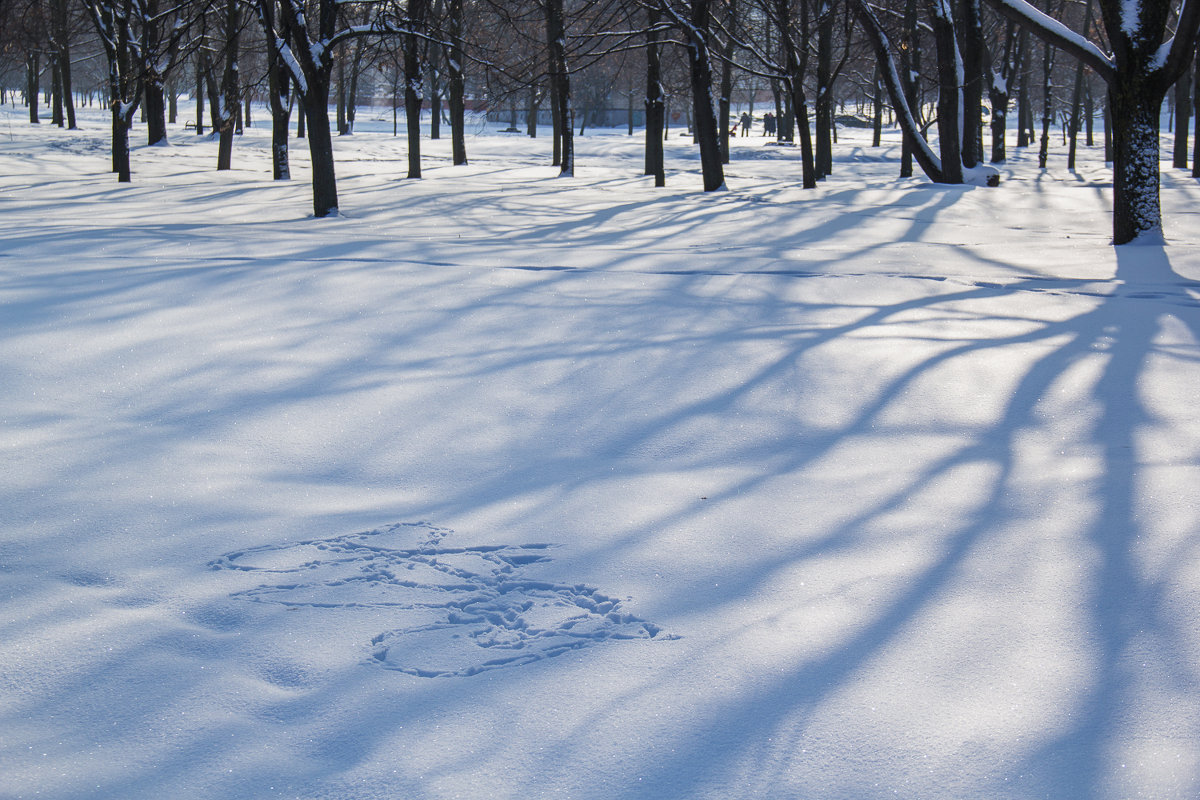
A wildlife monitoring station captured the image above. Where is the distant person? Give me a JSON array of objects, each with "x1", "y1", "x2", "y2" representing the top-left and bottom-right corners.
[
  {"x1": 740, "y1": 112, "x2": 752, "y2": 136},
  {"x1": 763, "y1": 112, "x2": 776, "y2": 136}
]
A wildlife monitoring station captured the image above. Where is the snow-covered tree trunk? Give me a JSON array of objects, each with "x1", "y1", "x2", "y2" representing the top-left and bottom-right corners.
[
  {"x1": 926, "y1": 0, "x2": 963, "y2": 183},
  {"x1": 855, "y1": 0, "x2": 946, "y2": 182},
  {"x1": 86, "y1": 0, "x2": 142, "y2": 182},
  {"x1": 985, "y1": 0, "x2": 1200, "y2": 242},
  {"x1": 681, "y1": 0, "x2": 725, "y2": 191},
  {"x1": 959, "y1": 0, "x2": 986, "y2": 168},
  {"x1": 257, "y1": 0, "x2": 291, "y2": 180},
  {"x1": 1110, "y1": 78, "x2": 1164, "y2": 242},
  {"x1": 990, "y1": 22, "x2": 1016, "y2": 163}
]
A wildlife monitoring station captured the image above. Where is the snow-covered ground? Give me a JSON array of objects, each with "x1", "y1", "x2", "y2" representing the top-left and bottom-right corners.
[{"x1": 2, "y1": 104, "x2": 1200, "y2": 800}]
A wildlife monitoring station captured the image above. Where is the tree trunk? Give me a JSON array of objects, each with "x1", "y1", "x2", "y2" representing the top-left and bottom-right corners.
[
  {"x1": 303, "y1": 87, "x2": 338, "y2": 216},
  {"x1": 145, "y1": 79, "x2": 168, "y2": 145},
  {"x1": 405, "y1": 0, "x2": 427, "y2": 179},
  {"x1": 815, "y1": 0, "x2": 834, "y2": 178},
  {"x1": 687, "y1": 0, "x2": 726, "y2": 191},
  {"x1": 28, "y1": 53, "x2": 40, "y2": 124},
  {"x1": 51, "y1": 0, "x2": 77, "y2": 129},
  {"x1": 1016, "y1": 29, "x2": 1031, "y2": 147},
  {"x1": 1085, "y1": 81, "x2": 1094, "y2": 146},
  {"x1": 899, "y1": 0, "x2": 920, "y2": 176},
  {"x1": 719, "y1": 17, "x2": 733, "y2": 164},
  {"x1": 989, "y1": 24, "x2": 1014, "y2": 163},
  {"x1": 261, "y1": 0, "x2": 292, "y2": 179},
  {"x1": 872, "y1": 63, "x2": 883, "y2": 147},
  {"x1": 927, "y1": 0, "x2": 963, "y2": 182},
  {"x1": 430, "y1": 61, "x2": 442, "y2": 140},
  {"x1": 545, "y1": 0, "x2": 573, "y2": 176},
  {"x1": 112, "y1": 105, "x2": 131, "y2": 181},
  {"x1": 549, "y1": 81, "x2": 561, "y2": 163},
  {"x1": 336, "y1": 52, "x2": 348, "y2": 134},
  {"x1": 527, "y1": 86, "x2": 540, "y2": 136},
  {"x1": 447, "y1": 0, "x2": 468, "y2": 164},
  {"x1": 855, "y1": 0, "x2": 945, "y2": 182},
  {"x1": 1193, "y1": 44, "x2": 1200, "y2": 178},
  {"x1": 1068, "y1": 59, "x2": 1085, "y2": 169},
  {"x1": 51, "y1": 56, "x2": 64, "y2": 126},
  {"x1": 346, "y1": 40, "x2": 362, "y2": 133},
  {"x1": 959, "y1": 0, "x2": 986, "y2": 168},
  {"x1": 1173, "y1": 67, "x2": 1191, "y2": 169},
  {"x1": 217, "y1": 0, "x2": 239, "y2": 171},
  {"x1": 195, "y1": 54, "x2": 205, "y2": 135},
  {"x1": 645, "y1": 6, "x2": 666, "y2": 186},
  {"x1": 1110, "y1": 82, "x2": 1163, "y2": 243},
  {"x1": 1038, "y1": 39, "x2": 1053, "y2": 169}
]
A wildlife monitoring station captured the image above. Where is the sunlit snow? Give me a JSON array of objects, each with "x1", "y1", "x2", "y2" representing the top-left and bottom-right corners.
[{"x1": 2, "y1": 103, "x2": 1199, "y2": 800}]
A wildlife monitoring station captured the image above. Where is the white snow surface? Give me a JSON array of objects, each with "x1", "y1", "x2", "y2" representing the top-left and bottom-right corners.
[{"x1": 2, "y1": 106, "x2": 1200, "y2": 800}]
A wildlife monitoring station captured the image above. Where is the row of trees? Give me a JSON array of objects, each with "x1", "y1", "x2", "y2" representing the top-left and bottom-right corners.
[{"x1": 2, "y1": 0, "x2": 1198, "y2": 243}]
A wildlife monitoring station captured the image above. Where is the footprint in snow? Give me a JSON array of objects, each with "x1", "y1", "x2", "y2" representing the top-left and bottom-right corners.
[{"x1": 209, "y1": 521, "x2": 675, "y2": 677}]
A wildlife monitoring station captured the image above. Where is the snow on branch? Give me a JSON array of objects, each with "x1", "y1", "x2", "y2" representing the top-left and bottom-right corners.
[
  {"x1": 1158, "y1": 0, "x2": 1200, "y2": 79},
  {"x1": 983, "y1": 0, "x2": 1114, "y2": 80}
]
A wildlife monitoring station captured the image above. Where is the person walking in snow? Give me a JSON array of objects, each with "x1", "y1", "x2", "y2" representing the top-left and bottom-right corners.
[{"x1": 740, "y1": 112, "x2": 752, "y2": 137}]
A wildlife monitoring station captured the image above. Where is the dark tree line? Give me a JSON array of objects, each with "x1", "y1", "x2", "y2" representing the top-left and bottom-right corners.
[{"x1": 3, "y1": 0, "x2": 1200, "y2": 242}]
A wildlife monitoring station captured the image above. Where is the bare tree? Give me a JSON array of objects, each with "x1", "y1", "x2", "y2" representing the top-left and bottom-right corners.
[{"x1": 986, "y1": 0, "x2": 1200, "y2": 242}]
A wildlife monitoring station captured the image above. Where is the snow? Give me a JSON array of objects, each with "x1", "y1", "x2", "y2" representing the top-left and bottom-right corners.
[{"x1": 2, "y1": 104, "x2": 1200, "y2": 800}]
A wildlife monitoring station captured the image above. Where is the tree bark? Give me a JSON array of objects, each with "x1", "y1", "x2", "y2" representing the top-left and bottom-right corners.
[
  {"x1": 1173, "y1": 66, "x2": 1192, "y2": 168},
  {"x1": 719, "y1": 9, "x2": 734, "y2": 164},
  {"x1": 258, "y1": 0, "x2": 292, "y2": 179},
  {"x1": 1015, "y1": 28, "x2": 1031, "y2": 146},
  {"x1": 51, "y1": 55, "x2": 65, "y2": 126},
  {"x1": 405, "y1": 0, "x2": 428, "y2": 179},
  {"x1": 645, "y1": 6, "x2": 666, "y2": 186},
  {"x1": 1193, "y1": 43, "x2": 1200, "y2": 178},
  {"x1": 51, "y1": 0, "x2": 77, "y2": 129},
  {"x1": 1110, "y1": 85, "x2": 1161, "y2": 241},
  {"x1": 684, "y1": 0, "x2": 726, "y2": 191},
  {"x1": 927, "y1": 0, "x2": 963, "y2": 182},
  {"x1": 545, "y1": 0, "x2": 573, "y2": 176},
  {"x1": 28, "y1": 53, "x2": 40, "y2": 124},
  {"x1": 815, "y1": 0, "x2": 835, "y2": 178},
  {"x1": 447, "y1": 0, "x2": 467, "y2": 164},
  {"x1": 216, "y1": 0, "x2": 239, "y2": 171},
  {"x1": 960, "y1": 0, "x2": 986, "y2": 167},
  {"x1": 899, "y1": 0, "x2": 921, "y2": 176},
  {"x1": 195, "y1": 53, "x2": 205, "y2": 135},
  {"x1": 302, "y1": 87, "x2": 338, "y2": 216},
  {"x1": 1038, "y1": 39, "x2": 1053, "y2": 168}
]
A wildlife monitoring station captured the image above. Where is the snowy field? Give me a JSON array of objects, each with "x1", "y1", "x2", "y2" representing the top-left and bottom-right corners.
[{"x1": 2, "y1": 103, "x2": 1200, "y2": 800}]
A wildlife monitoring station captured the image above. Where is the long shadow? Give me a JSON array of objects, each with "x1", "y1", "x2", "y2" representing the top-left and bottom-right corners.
[
  {"x1": 583, "y1": 245, "x2": 1200, "y2": 799},
  {"x1": 1014, "y1": 245, "x2": 1200, "y2": 799},
  {"x1": 13, "y1": 123, "x2": 1198, "y2": 797}
]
